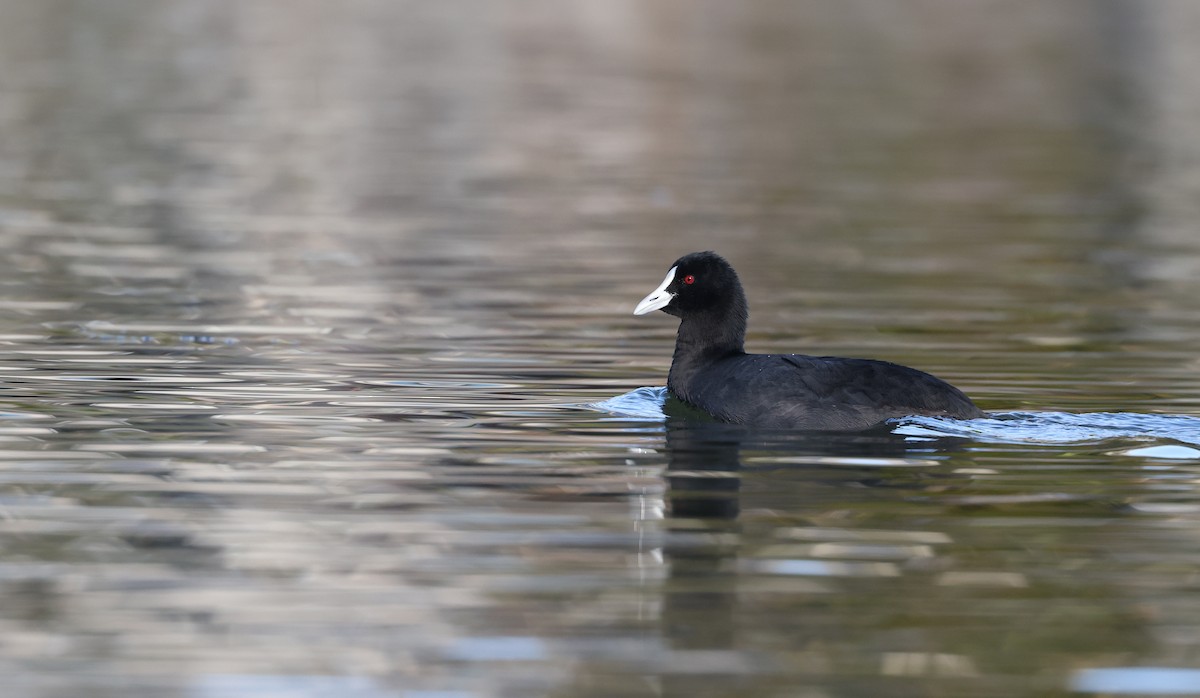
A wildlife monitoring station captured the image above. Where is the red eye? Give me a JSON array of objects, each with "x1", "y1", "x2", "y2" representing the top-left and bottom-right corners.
[{"x1": 683, "y1": 274, "x2": 696, "y2": 285}]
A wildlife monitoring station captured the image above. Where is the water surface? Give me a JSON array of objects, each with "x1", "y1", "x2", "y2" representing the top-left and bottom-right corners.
[{"x1": 3, "y1": 2, "x2": 1200, "y2": 697}]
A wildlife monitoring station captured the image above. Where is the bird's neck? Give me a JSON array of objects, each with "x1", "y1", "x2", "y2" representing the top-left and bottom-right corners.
[{"x1": 668, "y1": 297, "x2": 747, "y2": 392}]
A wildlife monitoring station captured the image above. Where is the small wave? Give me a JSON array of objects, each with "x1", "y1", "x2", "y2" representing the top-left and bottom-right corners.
[
  {"x1": 896, "y1": 411, "x2": 1200, "y2": 447},
  {"x1": 589, "y1": 386, "x2": 668, "y2": 419},
  {"x1": 593, "y1": 389, "x2": 1200, "y2": 448}
]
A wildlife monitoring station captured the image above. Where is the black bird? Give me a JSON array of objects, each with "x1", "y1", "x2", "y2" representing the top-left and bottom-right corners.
[{"x1": 633, "y1": 251, "x2": 984, "y2": 430}]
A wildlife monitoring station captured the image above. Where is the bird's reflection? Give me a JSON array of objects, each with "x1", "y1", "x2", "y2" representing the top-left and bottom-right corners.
[
  {"x1": 661, "y1": 396, "x2": 967, "y2": 519},
  {"x1": 657, "y1": 399, "x2": 970, "y2": 693},
  {"x1": 663, "y1": 419, "x2": 743, "y2": 520}
]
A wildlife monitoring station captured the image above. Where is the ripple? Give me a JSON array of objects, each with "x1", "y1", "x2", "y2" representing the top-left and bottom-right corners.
[
  {"x1": 0, "y1": 374, "x2": 239, "y2": 383},
  {"x1": 0, "y1": 300, "x2": 79, "y2": 310},
  {"x1": 222, "y1": 370, "x2": 347, "y2": 379},
  {"x1": 1071, "y1": 667, "x2": 1200, "y2": 694},
  {"x1": 83, "y1": 320, "x2": 331, "y2": 336},
  {"x1": 596, "y1": 392, "x2": 1200, "y2": 449},
  {"x1": 898, "y1": 411, "x2": 1200, "y2": 446},
  {"x1": 776, "y1": 528, "x2": 952, "y2": 544},
  {"x1": 10, "y1": 349, "x2": 122, "y2": 356},
  {"x1": 362, "y1": 379, "x2": 521, "y2": 389},
  {"x1": 92, "y1": 402, "x2": 217, "y2": 411},
  {"x1": 212, "y1": 414, "x2": 380, "y2": 424},
  {"x1": 743, "y1": 559, "x2": 901, "y2": 577},
  {"x1": 443, "y1": 636, "x2": 549, "y2": 661},
  {"x1": 746, "y1": 456, "x2": 938, "y2": 468},
  {"x1": 73, "y1": 442, "x2": 267, "y2": 454},
  {"x1": 69, "y1": 263, "x2": 187, "y2": 279},
  {"x1": 1119, "y1": 444, "x2": 1200, "y2": 459},
  {"x1": 192, "y1": 675, "x2": 398, "y2": 698},
  {"x1": 0, "y1": 411, "x2": 54, "y2": 421},
  {"x1": 0, "y1": 427, "x2": 56, "y2": 435}
]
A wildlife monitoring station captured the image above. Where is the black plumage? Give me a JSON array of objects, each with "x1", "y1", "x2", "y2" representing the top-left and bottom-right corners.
[{"x1": 633, "y1": 251, "x2": 983, "y2": 430}]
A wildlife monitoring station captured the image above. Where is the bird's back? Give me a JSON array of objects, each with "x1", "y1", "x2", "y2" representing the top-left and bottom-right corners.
[{"x1": 674, "y1": 353, "x2": 983, "y2": 431}]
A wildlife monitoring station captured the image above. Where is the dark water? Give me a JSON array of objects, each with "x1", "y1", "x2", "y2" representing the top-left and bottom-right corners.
[{"x1": 4, "y1": 1, "x2": 1200, "y2": 696}]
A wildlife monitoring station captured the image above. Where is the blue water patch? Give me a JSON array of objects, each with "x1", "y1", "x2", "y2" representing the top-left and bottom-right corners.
[
  {"x1": 443, "y1": 636, "x2": 549, "y2": 661},
  {"x1": 592, "y1": 388, "x2": 1200, "y2": 447},
  {"x1": 1070, "y1": 667, "x2": 1200, "y2": 694},
  {"x1": 1120, "y1": 444, "x2": 1200, "y2": 459},
  {"x1": 189, "y1": 674, "x2": 398, "y2": 698},
  {"x1": 897, "y1": 411, "x2": 1200, "y2": 447}
]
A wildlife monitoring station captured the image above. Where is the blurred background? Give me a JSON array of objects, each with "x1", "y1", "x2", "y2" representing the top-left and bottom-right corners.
[
  {"x1": 5, "y1": 0, "x2": 1200, "y2": 389},
  {"x1": 2, "y1": 1, "x2": 1200, "y2": 696}
]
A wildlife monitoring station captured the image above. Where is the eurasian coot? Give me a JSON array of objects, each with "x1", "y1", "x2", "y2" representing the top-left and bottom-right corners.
[{"x1": 633, "y1": 251, "x2": 983, "y2": 430}]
